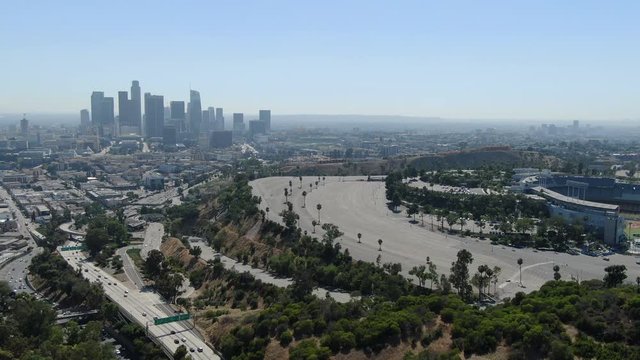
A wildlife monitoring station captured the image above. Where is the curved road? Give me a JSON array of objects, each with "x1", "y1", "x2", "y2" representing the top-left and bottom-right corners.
[{"x1": 251, "y1": 176, "x2": 640, "y2": 299}]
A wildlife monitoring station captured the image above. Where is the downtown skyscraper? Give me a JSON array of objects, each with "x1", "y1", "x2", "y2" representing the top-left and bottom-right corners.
[
  {"x1": 188, "y1": 90, "x2": 202, "y2": 137},
  {"x1": 259, "y1": 110, "x2": 271, "y2": 132},
  {"x1": 144, "y1": 93, "x2": 164, "y2": 138},
  {"x1": 91, "y1": 91, "x2": 114, "y2": 137}
]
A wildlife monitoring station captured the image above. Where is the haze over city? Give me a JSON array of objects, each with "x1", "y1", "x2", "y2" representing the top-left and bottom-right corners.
[{"x1": 2, "y1": 0, "x2": 639, "y2": 121}]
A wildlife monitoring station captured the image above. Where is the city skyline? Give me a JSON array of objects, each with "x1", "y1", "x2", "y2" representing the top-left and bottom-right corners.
[{"x1": 1, "y1": 1, "x2": 639, "y2": 120}]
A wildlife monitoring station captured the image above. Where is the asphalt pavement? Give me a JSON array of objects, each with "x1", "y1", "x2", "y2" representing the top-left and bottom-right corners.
[{"x1": 251, "y1": 176, "x2": 640, "y2": 299}]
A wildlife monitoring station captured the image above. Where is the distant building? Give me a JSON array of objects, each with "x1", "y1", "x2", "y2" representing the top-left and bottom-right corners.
[
  {"x1": 259, "y1": 109, "x2": 271, "y2": 131},
  {"x1": 189, "y1": 90, "x2": 202, "y2": 137},
  {"x1": 249, "y1": 120, "x2": 266, "y2": 135},
  {"x1": 142, "y1": 171, "x2": 164, "y2": 190},
  {"x1": 170, "y1": 101, "x2": 186, "y2": 119},
  {"x1": 144, "y1": 93, "x2": 164, "y2": 138},
  {"x1": 232, "y1": 113, "x2": 245, "y2": 134},
  {"x1": 215, "y1": 108, "x2": 224, "y2": 130},
  {"x1": 20, "y1": 116, "x2": 29, "y2": 137},
  {"x1": 209, "y1": 131, "x2": 233, "y2": 149},
  {"x1": 90, "y1": 91, "x2": 115, "y2": 137},
  {"x1": 130, "y1": 81, "x2": 142, "y2": 132},
  {"x1": 163, "y1": 125, "x2": 177, "y2": 146},
  {"x1": 80, "y1": 109, "x2": 90, "y2": 132}
]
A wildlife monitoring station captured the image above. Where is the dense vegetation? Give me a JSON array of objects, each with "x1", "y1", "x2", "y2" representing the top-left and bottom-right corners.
[{"x1": 418, "y1": 167, "x2": 513, "y2": 190}]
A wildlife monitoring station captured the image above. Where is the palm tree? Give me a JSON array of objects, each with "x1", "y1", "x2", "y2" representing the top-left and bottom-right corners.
[
  {"x1": 357, "y1": 232, "x2": 362, "y2": 243},
  {"x1": 265, "y1": 207, "x2": 270, "y2": 220},
  {"x1": 289, "y1": 180, "x2": 293, "y2": 192},
  {"x1": 299, "y1": 176, "x2": 303, "y2": 189},
  {"x1": 309, "y1": 183, "x2": 313, "y2": 193},
  {"x1": 315, "y1": 181, "x2": 319, "y2": 189},
  {"x1": 517, "y1": 258, "x2": 523, "y2": 286},
  {"x1": 636, "y1": 276, "x2": 640, "y2": 293},
  {"x1": 312, "y1": 220, "x2": 317, "y2": 233},
  {"x1": 284, "y1": 188, "x2": 289, "y2": 203},
  {"x1": 378, "y1": 238, "x2": 383, "y2": 251},
  {"x1": 322, "y1": 176, "x2": 326, "y2": 185},
  {"x1": 302, "y1": 191, "x2": 307, "y2": 208},
  {"x1": 316, "y1": 203, "x2": 322, "y2": 223}
]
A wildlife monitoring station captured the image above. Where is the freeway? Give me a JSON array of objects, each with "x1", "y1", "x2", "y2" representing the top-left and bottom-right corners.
[
  {"x1": 59, "y1": 221, "x2": 87, "y2": 237},
  {"x1": 140, "y1": 222, "x2": 164, "y2": 260},
  {"x1": 251, "y1": 176, "x2": 640, "y2": 299},
  {"x1": 59, "y1": 249, "x2": 219, "y2": 359},
  {"x1": 0, "y1": 186, "x2": 42, "y2": 294}
]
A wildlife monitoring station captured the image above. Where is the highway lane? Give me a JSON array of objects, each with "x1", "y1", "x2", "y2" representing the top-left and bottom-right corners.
[
  {"x1": 115, "y1": 245, "x2": 146, "y2": 290},
  {"x1": 251, "y1": 176, "x2": 640, "y2": 299},
  {"x1": 140, "y1": 222, "x2": 164, "y2": 260},
  {"x1": 60, "y1": 249, "x2": 219, "y2": 359}
]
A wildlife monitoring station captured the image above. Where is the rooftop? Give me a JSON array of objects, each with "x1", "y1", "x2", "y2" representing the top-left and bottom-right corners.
[{"x1": 531, "y1": 186, "x2": 619, "y2": 212}]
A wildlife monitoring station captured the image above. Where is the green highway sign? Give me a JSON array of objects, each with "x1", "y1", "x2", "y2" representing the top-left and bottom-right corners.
[
  {"x1": 61, "y1": 245, "x2": 86, "y2": 251},
  {"x1": 154, "y1": 313, "x2": 190, "y2": 325}
]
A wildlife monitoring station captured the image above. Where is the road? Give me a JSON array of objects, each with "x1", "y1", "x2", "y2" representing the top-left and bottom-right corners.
[
  {"x1": 140, "y1": 223, "x2": 165, "y2": 260},
  {"x1": 116, "y1": 245, "x2": 146, "y2": 290},
  {"x1": 59, "y1": 248, "x2": 220, "y2": 359},
  {"x1": 0, "y1": 186, "x2": 42, "y2": 294},
  {"x1": 251, "y1": 176, "x2": 640, "y2": 299},
  {"x1": 59, "y1": 221, "x2": 87, "y2": 236}
]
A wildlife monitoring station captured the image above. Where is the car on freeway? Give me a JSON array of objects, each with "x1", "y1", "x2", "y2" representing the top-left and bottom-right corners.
[
  {"x1": 174, "y1": 339, "x2": 179, "y2": 344},
  {"x1": 189, "y1": 348, "x2": 195, "y2": 353},
  {"x1": 603, "y1": 257, "x2": 610, "y2": 261},
  {"x1": 181, "y1": 338, "x2": 186, "y2": 343},
  {"x1": 197, "y1": 347, "x2": 203, "y2": 352}
]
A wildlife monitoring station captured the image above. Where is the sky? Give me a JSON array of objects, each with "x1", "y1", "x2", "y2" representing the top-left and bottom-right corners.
[{"x1": 1, "y1": 0, "x2": 639, "y2": 121}]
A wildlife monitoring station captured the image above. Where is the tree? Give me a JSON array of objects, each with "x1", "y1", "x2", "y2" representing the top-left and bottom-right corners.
[
  {"x1": 321, "y1": 223, "x2": 343, "y2": 245},
  {"x1": 189, "y1": 246, "x2": 202, "y2": 259},
  {"x1": 407, "y1": 203, "x2": 419, "y2": 222},
  {"x1": 316, "y1": 203, "x2": 322, "y2": 224},
  {"x1": 357, "y1": 232, "x2": 362, "y2": 243},
  {"x1": 265, "y1": 207, "x2": 270, "y2": 220},
  {"x1": 517, "y1": 258, "x2": 524, "y2": 286},
  {"x1": 446, "y1": 213, "x2": 459, "y2": 232},
  {"x1": 491, "y1": 266, "x2": 501, "y2": 295},
  {"x1": 378, "y1": 238, "x2": 383, "y2": 251},
  {"x1": 409, "y1": 265, "x2": 427, "y2": 287},
  {"x1": 84, "y1": 226, "x2": 109, "y2": 256},
  {"x1": 302, "y1": 190, "x2": 307, "y2": 208},
  {"x1": 514, "y1": 217, "x2": 535, "y2": 235},
  {"x1": 603, "y1": 265, "x2": 627, "y2": 288},
  {"x1": 145, "y1": 249, "x2": 165, "y2": 277},
  {"x1": 311, "y1": 220, "x2": 317, "y2": 233},
  {"x1": 289, "y1": 180, "x2": 293, "y2": 192},
  {"x1": 284, "y1": 188, "x2": 289, "y2": 203},
  {"x1": 299, "y1": 176, "x2": 303, "y2": 189},
  {"x1": 426, "y1": 261, "x2": 439, "y2": 289},
  {"x1": 173, "y1": 345, "x2": 188, "y2": 360},
  {"x1": 391, "y1": 192, "x2": 401, "y2": 212},
  {"x1": 637, "y1": 276, "x2": 640, "y2": 293},
  {"x1": 449, "y1": 249, "x2": 474, "y2": 302},
  {"x1": 553, "y1": 265, "x2": 561, "y2": 281}
]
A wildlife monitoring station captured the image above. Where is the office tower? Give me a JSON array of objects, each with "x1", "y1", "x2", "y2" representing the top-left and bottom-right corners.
[
  {"x1": 80, "y1": 109, "x2": 90, "y2": 134},
  {"x1": 144, "y1": 93, "x2": 164, "y2": 138},
  {"x1": 90, "y1": 91, "x2": 114, "y2": 137},
  {"x1": 209, "y1": 131, "x2": 233, "y2": 148},
  {"x1": 259, "y1": 110, "x2": 271, "y2": 131},
  {"x1": 202, "y1": 110, "x2": 210, "y2": 131},
  {"x1": 233, "y1": 113, "x2": 245, "y2": 134},
  {"x1": 117, "y1": 91, "x2": 131, "y2": 132},
  {"x1": 20, "y1": 116, "x2": 29, "y2": 137},
  {"x1": 249, "y1": 120, "x2": 266, "y2": 135},
  {"x1": 170, "y1": 101, "x2": 185, "y2": 119},
  {"x1": 207, "y1": 106, "x2": 216, "y2": 131},
  {"x1": 189, "y1": 90, "x2": 202, "y2": 137},
  {"x1": 90, "y1": 91, "x2": 104, "y2": 131},
  {"x1": 130, "y1": 81, "x2": 142, "y2": 132},
  {"x1": 101, "y1": 97, "x2": 115, "y2": 137},
  {"x1": 163, "y1": 125, "x2": 177, "y2": 146},
  {"x1": 215, "y1": 108, "x2": 224, "y2": 130},
  {"x1": 164, "y1": 107, "x2": 171, "y2": 120}
]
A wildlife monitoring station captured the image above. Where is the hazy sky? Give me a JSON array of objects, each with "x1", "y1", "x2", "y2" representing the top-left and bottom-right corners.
[{"x1": 1, "y1": 1, "x2": 639, "y2": 120}]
